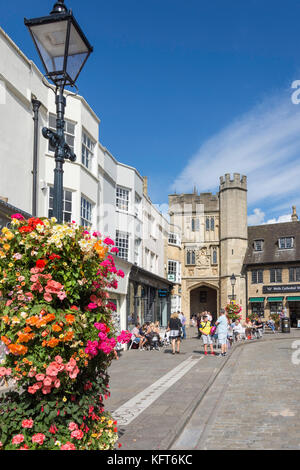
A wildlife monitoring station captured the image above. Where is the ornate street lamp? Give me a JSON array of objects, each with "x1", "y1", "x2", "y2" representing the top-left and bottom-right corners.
[
  {"x1": 230, "y1": 273, "x2": 236, "y2": 302},
  {"x1": 24, "y1": 0, "x2": 93, "y2": 223}
]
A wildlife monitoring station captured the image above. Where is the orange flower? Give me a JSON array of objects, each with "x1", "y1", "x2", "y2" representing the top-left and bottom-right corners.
[
  {"x1": 52, "y1": 324, "x2": 62, "y2": 332},
  {"x1": 17, "y1": 332, "x2": 35, "y2": 343},
  {"x1": 1, "y1": 316, "x2": 10, "y2": 324},
  {"x1": 1, "y1": 335, "x2": 11, "y2": 345},
  {"x1": 65, "y1": 314, "x2": 75, "y2": 324},
  {"x1": 41, "y1": 330, "x2": 49, "y2": 337},
  {"x1": 23, "y1": 326, "x2": 32, "y2": 333},
  {"x1": 94, "y1": 241, "x2": 108, "y2": 259},
  {"x1": 8, "y1": 343, "x2": 28, "y2": 356},
  {"x1": 46, "y1": 337, "x2": 60, "y2": 348},
  {"x1": 63, "y1": 331, "x2": 74, "y2": 342},
  {"x1": 26, "y1": 316, "x2": 39, "y2": 326}
]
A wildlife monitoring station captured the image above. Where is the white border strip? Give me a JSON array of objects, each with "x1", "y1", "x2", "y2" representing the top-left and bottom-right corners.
[{"x1": 112, "y1": 356, "x2": 202, "y2": 425}]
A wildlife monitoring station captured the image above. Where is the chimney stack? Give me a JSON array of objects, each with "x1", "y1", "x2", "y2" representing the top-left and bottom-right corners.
[
  {"x1": 292, "y1": 205, "x2": 298, "y2": 222},
  {"x1": 143, "y1": 176, "x2": 148, "y2": 197}
]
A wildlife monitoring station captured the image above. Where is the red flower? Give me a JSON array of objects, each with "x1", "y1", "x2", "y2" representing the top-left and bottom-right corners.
[
  {"x1": 36, "y1": 259, "x2": 47, "y2": 269},
  {"x1": 49, "y1": 254, "x2": 61, "y2": 261}
]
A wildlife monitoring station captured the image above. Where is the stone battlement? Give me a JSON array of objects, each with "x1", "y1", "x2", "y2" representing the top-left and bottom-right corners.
[{"x1": 219, "y1": 173, "x2": 247, "y2": 191}]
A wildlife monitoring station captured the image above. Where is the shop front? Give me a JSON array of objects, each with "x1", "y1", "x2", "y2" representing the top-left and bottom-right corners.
[
  {"x1": 268, "y1": 297, "x2": 283, "y2": 315},
  {"x1": 249, "y1": 297, "x2": 265, "y2": 317},
  {"x1": 287, "y1": 296, "x2": 300, "y2": 328},
  {"x1": 127, "y1": 266, "x2": 173, "y2": 330}
]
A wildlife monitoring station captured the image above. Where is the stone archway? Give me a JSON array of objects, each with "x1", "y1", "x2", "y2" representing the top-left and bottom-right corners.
[{"x1": 189, "y1": 283, "x2": 218, "y2": 322}]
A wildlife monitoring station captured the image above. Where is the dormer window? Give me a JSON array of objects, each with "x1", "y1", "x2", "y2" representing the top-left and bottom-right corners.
[
  {"x1": 278, "y1": 237, "x2": 294, "y2": 249},
  {"x1": 254, "y1": 239, "x2": 263, "y2": 251}
]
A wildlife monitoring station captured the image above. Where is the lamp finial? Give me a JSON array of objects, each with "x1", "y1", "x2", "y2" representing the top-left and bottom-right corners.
[{"x1": 51, "y1": 0, "x2": 68, "y2": 14}]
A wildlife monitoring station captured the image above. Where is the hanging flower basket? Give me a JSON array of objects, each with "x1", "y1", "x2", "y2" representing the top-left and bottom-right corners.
[
  {"x1": 0, "y1": 215, "x2": 130, "y2": 450},
  {"x1": 225, "y1": 301, "x2": 242, "y2": 321}
]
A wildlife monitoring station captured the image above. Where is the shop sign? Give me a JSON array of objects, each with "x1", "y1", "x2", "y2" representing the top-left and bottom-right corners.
[{"x1": 263, "y1": 284, "x2": 300, "y2": 294}]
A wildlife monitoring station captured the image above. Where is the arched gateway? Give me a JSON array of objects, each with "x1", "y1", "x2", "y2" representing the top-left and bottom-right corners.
[{"x1": 189, "y1": 283, "x2": 219, "y2": 322}]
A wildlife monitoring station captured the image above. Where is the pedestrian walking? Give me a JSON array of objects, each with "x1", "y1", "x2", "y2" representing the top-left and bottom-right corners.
[
  {"x1": 199, "y1": 314, "x2": 215, "y2": 356},
  {"x1": 167, "y1": 312, "x2": 182, "y2": 355},
  {"x1": 215, "y1": 308, "x2": 228, "y2": 357},
  {"x1": 179, "y1": 312, "x2": 187, "y2": 339}
]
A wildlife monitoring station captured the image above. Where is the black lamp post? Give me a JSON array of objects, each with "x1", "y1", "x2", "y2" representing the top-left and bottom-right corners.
[
  {"x1": 24, "y1": 0, "x2": 93, "y2": 223},
  {"x1": 230, "y1": 273, "x2": 236, "y2": 302}
]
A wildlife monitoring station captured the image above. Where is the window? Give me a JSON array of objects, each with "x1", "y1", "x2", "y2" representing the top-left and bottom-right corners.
[
  {"x1": 270, "y1": 268, "x2": 282, "y2": 283},
  {"x1": 168, "y1": 260, "x2": 177, "y2": 279},
  {"x1": 289, "y1": 267, "x2": 300, "y2": 282},
  {"x1": 80, "y1": 196, "x2": 92, "y2": 227},
  {"x1": 116, "y1": 187, "x2": 129, "y2": 212},
  {"x1": 82, "y1": 131, "x2": 95, "y2": 170},
  {"x1": 168, "y1": 260, "x2": 181, "y2": 283},
  {"x1": 212, "y1": 248, "x2": 218, "y2": 265},
  {"x1": 168, "y1": 233, "x2": 180, "y2": 245},
  {"x1": 206, "y1": 217, "x2": 210, "y2": 231},
  {"x1": 186, "y1": 249, "x2": 196, "y2": 265},
  {"x1": 254, "y1": 240, "x2": 264, "y2": 251},
  {"x1": 192, "y1": 218, "x2": 200, "y2": 231},
  {"x1": 279, "y1": 237, "x2": 294, "y2": 249},
  {"x1": 48, "y1": 187, "x2": 72, "y2": 223},
  {"x1": 251, "y1": 269, "x2": 264, "y2": 284},
  {"x1": 49, "y1": 114, "x2": 75, "y2": 153},
  {"x1": 116, "y1": 231, "x2": 129, "y2": 260}
]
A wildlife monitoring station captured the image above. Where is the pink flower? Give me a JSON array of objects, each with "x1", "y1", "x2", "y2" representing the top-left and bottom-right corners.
[
  {"x1": 92, "y1": 231, "x2": 101, "y2": 238},
  {"x1": 28, "y1": 386, "x2": 37, "y2": 394},
  {"x1": 0, "y1": 367, "x2": 11, "y2": 377},
  {"x1": 110, "y1": 247, "x2": 119, "y2": 253},
  {"x1": 11, "y1": 213, "x2": 25, "y2": 220},
  {"x1": 87, "y1": 302, "x2": 98, "y2": 310},
  {"x1": 117, "y1": 269, "x2": 125, "y2": 278},
  {"x1": 22, "y1": 419, "x2": 34, "y2": 429},
  {"x1": 54, "y1": 379, "x2": 60, "y2": 388},
  {"x1": 35, "y1": 374, "x2": 45, "y2": 382},
  {"x1": 103, "y1": 237, "x2": 114, "y2": 245},
  {"x1": 57, "y1": 290, "x2": 67, "y2": 300},
  {"x1": 60, "y1": 442, "x2": 76, "y2": 450},
  {"x1": 42, "y1": 386, "x2": 52, "y2": 395},
  {"x1": 71, "y1": 429, "x2": 84, "y2": 440},
  {"x1": 55, "y1": 355, "x2": 64, "y2": 364},
  {"x1": 69, "y1": 366, "x2": 79, "y2": 379},
  {"x1": 12, "y1": 434, "x2": 25, "y2": 445},
  {"x1": 43, "y1": 376, "x2": 52, "y2": 387},
  {"x1": 43, "y1": 292, "x2": 53, "y2": 302},
  {"x1": 68, "y1": 422, "x2": 78, "y2": 431},
  {"x1": 32, "y1": 433, "x2": 46, "y2": 445}
]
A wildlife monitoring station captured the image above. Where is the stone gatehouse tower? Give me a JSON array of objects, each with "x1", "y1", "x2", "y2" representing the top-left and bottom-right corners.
[{"x1": 168, "y1": 173, "x2": 247, "y2": 321}]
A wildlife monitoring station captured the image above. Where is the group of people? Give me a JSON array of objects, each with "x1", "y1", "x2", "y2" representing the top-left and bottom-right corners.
[
  {"x1": 131, "y1": 321, "x2": 161, "y2": 350},
  {"x1": 194, "y1": 310, "x2": 267, "y2": 357},
  {"x1": 130, "y1": 309, "x2": 270, "y2": 357}
]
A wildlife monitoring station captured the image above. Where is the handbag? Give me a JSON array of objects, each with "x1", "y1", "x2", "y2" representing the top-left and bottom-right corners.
[{"x1": 210, "y1": 326, "x2": 216, "y2": 336}]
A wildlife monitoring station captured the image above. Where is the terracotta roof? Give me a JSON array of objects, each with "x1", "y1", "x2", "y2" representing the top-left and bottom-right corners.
[{"x1": 244, "y1": 221, "x2": 300, "y2": 266}]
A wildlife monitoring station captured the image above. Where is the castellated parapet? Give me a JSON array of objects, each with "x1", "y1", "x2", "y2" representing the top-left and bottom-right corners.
[{"x1": 219, "y1": 173, "x2": 247, "y2": 191}]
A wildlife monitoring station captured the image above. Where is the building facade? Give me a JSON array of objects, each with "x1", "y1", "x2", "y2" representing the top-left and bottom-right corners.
[
  {"x1": 168, "y1": 173, "x2": 248, "y2": 322},
  {"x1": 244, "y1": 209, "x2": 300, "y2": 327},
  {"x1": 0, "y1": 27, "x2": 172, "y2": 332}
]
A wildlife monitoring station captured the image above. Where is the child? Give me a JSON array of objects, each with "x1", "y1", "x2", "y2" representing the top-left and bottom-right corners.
[{"x1": 199, "y1": 314, "x2": 215, "y2": 356}]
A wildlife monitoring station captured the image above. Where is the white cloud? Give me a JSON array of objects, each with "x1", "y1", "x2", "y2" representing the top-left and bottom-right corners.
[
  {"x1": 248, "y1": 208, "x2": 265, "y2": 226},
  {"x1": 266, "y1": 213, "x2": 292, "y2": 224},
  {"x1": 171, "y1": 91, "x2": 300, "y2": 215}
]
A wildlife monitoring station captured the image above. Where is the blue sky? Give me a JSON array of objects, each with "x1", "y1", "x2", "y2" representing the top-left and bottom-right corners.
[{"x1": 2, "y1": 0, "x2": 300, "y2": 224}]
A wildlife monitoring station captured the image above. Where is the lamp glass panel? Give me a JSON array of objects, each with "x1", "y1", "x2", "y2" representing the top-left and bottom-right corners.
[
  {"x1": 66, "y1": 22, "x2": 89, "y2": 81},
  {"x1": 29, "y1": 20, "x2": 69, "y2": 74}
]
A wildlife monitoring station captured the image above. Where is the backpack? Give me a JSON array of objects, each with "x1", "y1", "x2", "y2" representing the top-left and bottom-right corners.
[{"x1": 210, "y1": 326, "x2": 216, "y2": 336}]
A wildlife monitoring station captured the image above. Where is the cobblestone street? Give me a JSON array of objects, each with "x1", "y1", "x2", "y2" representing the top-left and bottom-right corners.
[
  {"x1": 106, "y1": 330, "x2": 300, "y2": 450},
  {"x1": 173, "y1": 336, "x2": 300, "y2": 450}
]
